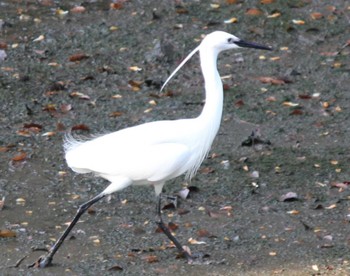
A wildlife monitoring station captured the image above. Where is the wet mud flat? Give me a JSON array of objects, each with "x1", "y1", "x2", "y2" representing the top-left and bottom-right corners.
[{"x1": 0, "y1": 0, "x2": 350, "y2": 275}]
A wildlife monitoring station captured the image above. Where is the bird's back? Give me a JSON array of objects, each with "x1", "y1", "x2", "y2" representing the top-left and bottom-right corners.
[{"x1": 64, "y1": 118, "x2": 208, "y2": 183}]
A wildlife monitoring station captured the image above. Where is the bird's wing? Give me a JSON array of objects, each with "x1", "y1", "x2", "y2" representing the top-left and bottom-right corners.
[{"x1": 66, "y1": 139, "x2": 191, "y2": 183}]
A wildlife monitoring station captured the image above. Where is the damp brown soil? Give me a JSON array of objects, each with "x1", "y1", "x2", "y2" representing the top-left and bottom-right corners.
[{"x1": 0, "y1": 1, "x2": 349, "y2": 275}]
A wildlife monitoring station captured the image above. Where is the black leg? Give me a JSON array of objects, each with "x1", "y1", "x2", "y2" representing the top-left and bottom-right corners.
[
  {"x1": 155, "y1": 194, "x2": 193, "y2": 263},
  {"x1": 30, "y1": 193, "x2": 105, "y2": 268}
]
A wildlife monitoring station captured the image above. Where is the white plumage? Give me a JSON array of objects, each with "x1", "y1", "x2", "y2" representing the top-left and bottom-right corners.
[{"x1": 35, "y1": 31, "x2": 271, "y2": 268}]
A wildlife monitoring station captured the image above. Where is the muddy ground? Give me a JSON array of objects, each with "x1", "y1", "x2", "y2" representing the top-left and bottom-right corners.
[{"x1": 0, "y1": 0, "x2": 350, "y2": 275}]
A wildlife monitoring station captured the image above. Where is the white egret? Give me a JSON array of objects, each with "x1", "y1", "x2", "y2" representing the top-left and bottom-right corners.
[{"x1": 33, "y1": 31, "x2": 272, "y2": 268}]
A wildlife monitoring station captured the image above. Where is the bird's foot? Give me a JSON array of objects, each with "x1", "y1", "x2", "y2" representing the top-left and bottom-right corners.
[
  {"x1": 186, "y1": 252, "x2": 212, "y2": 265},
  {"x1": 28, "y1": 255, "x2": 52, "y2": 268}
]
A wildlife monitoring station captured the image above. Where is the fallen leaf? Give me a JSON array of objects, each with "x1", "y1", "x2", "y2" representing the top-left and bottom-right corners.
[
  {"x1": 282, "y1": 101, "x2": 299, "y2": 107},
  {"x1": 292, "y1": 19, "x2": 305, "y2": 25},
  {"x1": 108, "y1": 265, "x2": 123, "y2": 271},
  {"x1": 246, "y1": 8, "x2": 263, "y2": 16},
  {"x1": 42, "y1": 104, "x2": 57, "y2": 112},
  {"x1": 69, "y1": 53, "x2": 89, "y2": 62},
  {"x1": 188, "y1": 238, "x2": 206, "y2": 245},
  {"x1": 175, "y1": 6, "x2": 189, "y2": 14},
  {"x1": 0, "y1": 197, "x2": 5, "y2": 210},
  {"x1": 201, "y1": 167, "x2": 215, "y2": 174},
  {"x1": 128, "y1": 80, "x2": 143, "y2": 91},
  {"x1": 261, "y1": 0, "x2": 274, "y2": 3},
  {"x1": 224, "y1": 17, "x2": 238, "y2": 24},
  {"x1": 129, "y1": 66, "x2": 142, "y2": 72},
  {"x1": 70, "y1": 6, "x2": 86, "y2": 13},
  {"x1": 197, "y1": 229, "x2": 211, "y2": 237},
  {"x1": 71, "y1": 124, "x2": 90, "y2": 131},
  {"x1": 60, "y1": 104, "x2": 72, "y2": 113},
  {"x1": 258, "y1": 77, "x2": 287, "y2": 85},
  {"x1": 331, "y1": 182, "x2": 349, "y2": 189},
  {"x1": 0, "y1": 229, "x2": 16, "y2": 238},
  {"x1": 287, "y1": 210, "x2": 300, "y2": 215},
  {"x1": 24, "y1": 123, "x2": 42, "y2": 132},
  {"x1": 290, "y1": 109, "x2": 303, "y2": 115},
  {"x1": 70, "y1": 91, "x2": 90, "y2": 100},
  {"x1": 325, "y1": 204, "x2": 337, "y2": 209},
  {"x1": 142, "y1": 255, "x2": 158, "y2": 263},
  {"x1": 33, "y1": 35, "x2": 45, "y2": 42},
  {"x1": 210, "y1": 4, "x2": 220, "y2": 9},
  {"x1": 0, "y1": 41, "x2": 8, "y2": 49},
  {"x1": 267, "y1": 12, "x2": 281, "y2": 18},
  {"x1": 298, "y1": 94, "x2": 312, "y2": 100},
  {"x1": 12, "y1": 152, "x2": 27, "y2": 162},
  {"x1": 279, "y1": 192, "x2": 298, "y2": 202},
  {"x1": 109, "y1": 111, "x2": 123, "y2": 117},
  {"x1": 310, "y1": 12, "x2": 323, "y2": 20}
]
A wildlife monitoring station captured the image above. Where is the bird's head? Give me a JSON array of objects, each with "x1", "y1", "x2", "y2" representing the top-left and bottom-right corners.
[
  {"x1": 160, "y1": 31, "x2": 272, "y2": 92},
  {"x1": 201, "y1": 31, "x2": 272, "y2": 52}
]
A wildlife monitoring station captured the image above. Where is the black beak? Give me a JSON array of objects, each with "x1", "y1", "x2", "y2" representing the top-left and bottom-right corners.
[{"x1": 235, "y1": 40, "x2": 272, "y2": 51}]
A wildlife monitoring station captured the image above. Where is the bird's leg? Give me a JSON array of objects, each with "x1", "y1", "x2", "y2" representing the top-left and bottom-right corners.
[
  {"x1": 155, "y1": 194, "x2": 193, "y2": 263},
  {"x1": 30, "y1": 193, "x2": 106, "y2": 268}
]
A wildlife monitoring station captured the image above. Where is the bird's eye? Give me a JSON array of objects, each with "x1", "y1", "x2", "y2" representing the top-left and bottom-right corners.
[{"x1": 227, "y1": 38, "x2": 233, "y2": 43}]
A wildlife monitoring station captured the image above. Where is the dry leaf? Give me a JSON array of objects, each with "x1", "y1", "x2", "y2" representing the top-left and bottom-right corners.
[
  {"x1": 33, "y1": 35, "x2": 45, "y2": 42},
  {"x1": 129, "y1": 66, "x2": 142, "y2": 72},
  {"x1": 175, "y1": 7, "x2": 189, "y2": 14},
  {"x1": 108, "y1": 265, "x2": 123, "y2": 271},
  {"x1": 188, "y1": 238, "x2": 206, "y2": 245},
  {"x1": 267, "y1": 12, "x2": 281, "y2": 18},
  {"x1": 292, "y1": 19, "x2": 305, "y2": 25},
  {"x1": 71, "y1": 124, "x2": 90, "y2": 131},
  {"x1": 258, "y1": 77, "x2": 287, "y2": 85},
  {"x1": 43, "y1": 104, "x2": 57, "y2": 112},
  {"x1": 110, "y1": 3, "x2": 123, "y2": 10},
  {"x1": 0, "y1": 41, "x2": 8, "y2": 49},
  {"x1": 290, "y1": 109, "x2": 303, "y2": 115},
  {"x1": 310, "y1": 12, "x2": 323, "y2": 20},
  {"x1": 282, "y1": 101, "x2": 299, "y2": 107},
  {"x1": 246, "y1": 8, "x2": 263, "y2": 16},
  {"x1": 224, "y1": 17, "x2": 238, "y2": 24},
  {"x1": 325, "y1": 204, "x2": 337, "y2": 209},
  {"x1": 70, "y1": 91, "x2": 90, "y2": 100},
  {"x1": 109, "y1": 111, "x2": 123, "y2": 117},
  {"x1": 12, "y1": 152, "x2": 27, "y2": 162},
  {"x1": 142, "y1": 255, "x2": 158, "y2": 263},
  {"x1": 70, "y1": 6, "x2": 86, "y2": 13},
  {"x1": 60, "y1": 104, "x2": 72, "y2": 113},
  {"x1": 287, "y1": 210, "x2": 300, "y2": 215},
  {"x1": 0, "y1": 229, "x2": 16, "y2": 238},
  {"x1": 69, "y1": 53, "x2": 89, "y2": 62},
  {"x1": 197, "y1": 229, "x2": 211, "y2": 237},
  {"x1": 279, "y1": 192, "x2": 298, "y2": 202},
  {"x1": 0, "y1": 197, "x2": 5, "y2": 210},
  {"x1": 128, "y1": 80, "x2": 143, "y2": 91}
]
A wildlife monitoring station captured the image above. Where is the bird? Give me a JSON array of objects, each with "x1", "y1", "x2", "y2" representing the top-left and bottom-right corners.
[{"x1": 32, "y1": 31, "x2": 272, "y2": 268}]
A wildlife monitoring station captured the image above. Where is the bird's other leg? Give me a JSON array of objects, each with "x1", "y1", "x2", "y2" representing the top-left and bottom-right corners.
[
  {"x1": 160, "y1": 194, "x2": 178, "y2": 208},
  {"x1": 30, "y1": 193, "x2": 106, "y2": 268},
  {"x1": 155, "y1": 194, "x2": 193, "y2": 263}
]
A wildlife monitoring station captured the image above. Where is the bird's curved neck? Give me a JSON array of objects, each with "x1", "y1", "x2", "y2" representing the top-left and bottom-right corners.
[{"x1": 198, "y1": 48, "x2": 223, "y2": 133}]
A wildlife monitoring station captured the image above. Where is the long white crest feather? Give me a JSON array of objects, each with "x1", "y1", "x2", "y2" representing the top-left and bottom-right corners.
[{"x1": 160, "y1": 45, "x2": 200, "y2": 92}]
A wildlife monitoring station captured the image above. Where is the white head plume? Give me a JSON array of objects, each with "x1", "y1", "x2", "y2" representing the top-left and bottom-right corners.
[{"x1": 160, "y1": 45, "x2": 200, "y2": 92}]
